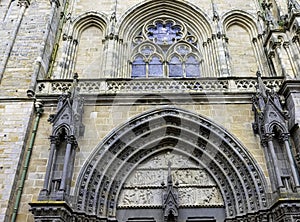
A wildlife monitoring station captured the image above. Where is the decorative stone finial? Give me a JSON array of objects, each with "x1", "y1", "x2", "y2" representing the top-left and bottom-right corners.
[{"x1": 163, "y1": 161, "x2": 178, "y2": 222}]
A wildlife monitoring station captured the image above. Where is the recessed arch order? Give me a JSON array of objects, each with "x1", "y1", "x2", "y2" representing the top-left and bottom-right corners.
[
  {"x1": 75, "y1": 107, "x2": 268, "y2": 220},
  {"x1": 117, "y1": 0, "x2": 213, "y2": 42}
]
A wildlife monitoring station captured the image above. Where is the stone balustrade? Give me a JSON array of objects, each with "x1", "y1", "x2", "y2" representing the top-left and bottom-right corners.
[{"x1": 36, "y1": 77, "x2": 283, "y2": 96}]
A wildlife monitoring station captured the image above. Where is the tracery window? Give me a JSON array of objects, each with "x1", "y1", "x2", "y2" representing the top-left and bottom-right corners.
[{"x1": 131, "y1": 19, "x2": 202, "y2": 78}]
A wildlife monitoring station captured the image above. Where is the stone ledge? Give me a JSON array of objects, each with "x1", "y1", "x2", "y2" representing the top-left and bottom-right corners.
[{"x1": 35, "y1": 77, "x2": 284, "y2": 104}]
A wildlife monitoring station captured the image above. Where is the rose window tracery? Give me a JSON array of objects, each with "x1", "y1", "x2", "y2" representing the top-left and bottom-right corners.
[
  {"x1": 146, "y1": 20, "x2": 183, "y2": 45},
  {"x1": 131, "y1": 18, "x2": 202, "y2": 78}
]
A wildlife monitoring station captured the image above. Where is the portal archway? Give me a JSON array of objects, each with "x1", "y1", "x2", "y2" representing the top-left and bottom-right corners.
[{"x1": 75, "y1": 107, "x2": 268, "y2": 221}]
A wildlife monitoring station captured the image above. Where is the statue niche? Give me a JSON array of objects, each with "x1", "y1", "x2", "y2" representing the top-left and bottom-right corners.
[{"x1": 38, "y1": 76, "x2": 84, "y2": 201}]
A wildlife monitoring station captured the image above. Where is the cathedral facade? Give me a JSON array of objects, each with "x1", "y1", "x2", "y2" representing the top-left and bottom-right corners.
[{"x1": 1, "y1": 0, "x2": 300, "y2": 221}]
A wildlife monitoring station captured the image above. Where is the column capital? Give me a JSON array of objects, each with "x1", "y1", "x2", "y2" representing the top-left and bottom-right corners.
[
  {"x1": 263, "y1": 133, "x2": 274, "y2": 143},
  {"x1": 49, "y1": 135, "x2": 60, "y2": 145},
  {"x1": 279, "y1": 132, "x2": 290, "y2": 142},
  {"x1": 17, "y1": 0, "x2": 30, "y2": 7},
  {"x1": 283, "y1": 42, "x2": 290, "y2": 48},
  {"x1": 292, "y1": 35, "x2": 299, "y2": 43},
  {"x1": 266, "y1": 133, "x2": 274, "y2": 141},
  {"x1": 272, "y1": 41, "x2": 282, "y2": 50},
  {"x1": 268, "y1": 50, "x2": 275, "y2": 58},
  {"x1": 66, "y1": 135, "x2": 77, "y2": 147},
  {"x1": 51, "y1": 0, "x2": 60, "y2": 8}
]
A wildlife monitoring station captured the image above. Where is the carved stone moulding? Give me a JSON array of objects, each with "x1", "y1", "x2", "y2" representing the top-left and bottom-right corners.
[
  {"x1": 35, "y1": 77, "x2": 283, "y2": 103},
  {"x1": 29, "y1": 201, "x2": 114, "y2": 222},
  {"x1": 29, "y1": 201, "x2": 73, "y2": 222},
  {"x1": 224, "y1": 210, "x2": 268, "y2": 222},
  {"x1": 74, "y1": 107, "x2": 268, "y2": 219},
  {"x1": 118, "y1": 186, "x2": 223, "y2": 208},
  {"x1": 268, "y1": 198, "x2": 300, "y2": 222},
  {"x1": 118, "y1": 153, "x2": 223, "y2": 209}
]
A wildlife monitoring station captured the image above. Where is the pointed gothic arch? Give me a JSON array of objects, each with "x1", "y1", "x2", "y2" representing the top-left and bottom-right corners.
[
  {"x1": 75, "y1": 107, "x2": 268, "y2": 221},
  {"x1": 115, "y1": 0, "x2": 212, "y2": 78},
  {"x1": 117, "y1": 0, "x2": 212, "y2": 42},
  {"x1": 166, "y1": 42, "x2": 203, "y2": 77},
  {"x1": 222, "y1": 11, "x2": 258, "y2": 37},
  {"x1": 72, "y1": 12, "x2": 108, "y2": 38},
  {"x1": 59, "y1": 12, "x2": 108, "y2": 79},
  {"x1": 222, "y1": 11, "x2": 270, "y2": 77}
]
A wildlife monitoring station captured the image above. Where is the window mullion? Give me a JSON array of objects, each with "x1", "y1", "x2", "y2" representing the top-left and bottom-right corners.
[
  {"x1": 146, "y1": 61, "x2": 149, "y2": 78},
  {"x1": 164, "y1": 61, "x2": 168, "y2": 77},
  {"x1": 183, "y1": 59, "x2": 186, "y2": 78}
]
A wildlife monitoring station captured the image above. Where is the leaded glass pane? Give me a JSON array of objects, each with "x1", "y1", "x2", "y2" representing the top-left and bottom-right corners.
[
  {"x1": 132, "y1": 56, "x2": 146, "y2": 78},
  {"x1": 149, "y1": 56, "x2": 163, "y2": 77},
  {"x1": 169, "y1": 56, "x2": 183, "y2": 77},
  {"x1": 186, "y1": 55, "x2": 200, "y2": 77}
]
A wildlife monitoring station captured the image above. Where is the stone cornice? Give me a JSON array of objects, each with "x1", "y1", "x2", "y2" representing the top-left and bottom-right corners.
[
  {"x1": 263, "y1": 29, "x2": 286, "y2": 47},
  {"x1": 279, "y1": 80, "x2": 300, "y2": 97}
]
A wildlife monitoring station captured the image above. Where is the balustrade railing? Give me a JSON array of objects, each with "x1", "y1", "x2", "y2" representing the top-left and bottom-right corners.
[{"x1": 36, "y1": 77, "x2": 283, "y2": 96}]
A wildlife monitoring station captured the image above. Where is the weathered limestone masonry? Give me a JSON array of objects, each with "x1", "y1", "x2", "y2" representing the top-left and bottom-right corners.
[
  {"x1": 15, "y1": 103, "x2": 267, "y2": 221},
  {"x1": 0, "y1": 0, "x2": 66, "y2": 220},
  {"x1": 1, "y1": 0, "x2": 300, "y2": 221},
  {"x1": 0, "y1": 102, "x2": 33, "y2": 221}
]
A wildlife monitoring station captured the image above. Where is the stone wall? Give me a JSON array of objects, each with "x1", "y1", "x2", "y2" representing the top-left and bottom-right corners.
[
  {"x1": 0, "y1": 0, "x2": 56, "y2": 96},
  {"x1": 0, "y1": 0, "x2": 61, "y2": 219},
  {"x1": 0, "y1": 102, "x2": 34, "y2": 221},
  {"x1": 16, "y1": 102, "x2": 269, "y2": 221},
  {"x1": 1, "y1": 0, "x2": 300, "y2": 221},
  {"x1": 51, "y1": 0, "x2": 276, "y2": 79}
]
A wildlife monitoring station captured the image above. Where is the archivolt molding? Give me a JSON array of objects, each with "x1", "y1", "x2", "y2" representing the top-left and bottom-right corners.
[
  {"x1": 117, "y1": 0, "x2": 212, "y2": 43},
  {"x1": 71, "y1": 11, "x2": 108, "y2": 40},
  {"x1": 222, "y1": 10, "x2": 259, "y2": 38},
  {"x1": 75, "y1": 107, "x2": 268, "y2": 220},
  {"x1": 57, "y1": 11, "x2": 108, "y2": 79}
]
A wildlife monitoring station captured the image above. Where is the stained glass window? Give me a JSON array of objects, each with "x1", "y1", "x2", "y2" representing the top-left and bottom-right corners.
[
  {"x1": 147, "y1": 21, "x2": 183, "y2": 45},
  {"x1": 131, "y1": 19, "x2": 202, "y2": 78},
  {"x1": 186, "y1": 55, "x2": 200, "y2": 77},
  {"x1": 149, "y1": 56, "x2": 163, "y2": 77},
  {"x1": 132, "y1": 56, "x2": 146, "y2": 78},
  {"x1": 169, "y1": 56, "x2": 183, "y2": 77}
]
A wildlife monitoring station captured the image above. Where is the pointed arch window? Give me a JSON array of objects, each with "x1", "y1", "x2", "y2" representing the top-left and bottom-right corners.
[
  {"x1": 169, "y1": 55, "x2": 183, "y2": 77},
  {"x1": 149, "y1": 55, "x2": 163, "y2": 77},
  {"x1": 132, "y1": 55, "x2": 146, "y2": 78},
  {"x1": 186, "y1": 55, "x2": 200, "y2": 77},
  {"x1": 131, "y1": 18, "x2": 202, "y2": 78},
  {"x1": 167, "y1": 44, "x2": 201, "y2": 78}
]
